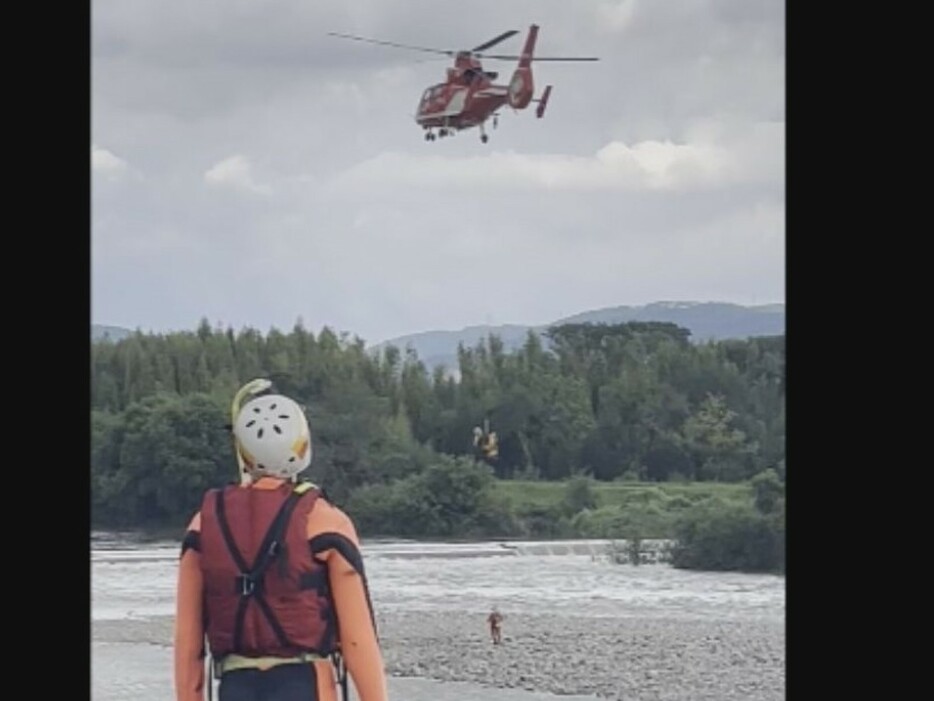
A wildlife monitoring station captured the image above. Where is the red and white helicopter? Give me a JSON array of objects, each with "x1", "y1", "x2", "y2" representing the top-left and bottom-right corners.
[{"x1": 328, "y1": 25, "x2": 598, "y2": 143}]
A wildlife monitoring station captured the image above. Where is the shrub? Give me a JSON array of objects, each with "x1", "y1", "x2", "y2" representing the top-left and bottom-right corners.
[
  {"x1": 562, "y1": 475, "x2": 598, "y2": 515},
  {"x1": 670, "y1": 501, "x2": 784, "y2": 573}
]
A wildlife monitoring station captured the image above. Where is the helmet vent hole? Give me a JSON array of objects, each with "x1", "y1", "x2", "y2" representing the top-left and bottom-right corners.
[
  {"x1": 289, "y1": 457, "x2": 295, "y2": 462},
  {"x1": 273, "y1": 425, "x2": 282, "y2": 434},
  {"x1": 257, "y1": 428, "x2": 264, "y2": 439},
  {"x1": 246, "y1": 420, "x2": 256, "y2": 428},
  {"x1": 278, "y1": 414, "x2": 289, "y2": 420},
  {"x1": 270, "y1": 403, "x2": 277, "y2": 410},
  {"x1": 253, "y1": 407, "x2": 261, "y2": 413}
]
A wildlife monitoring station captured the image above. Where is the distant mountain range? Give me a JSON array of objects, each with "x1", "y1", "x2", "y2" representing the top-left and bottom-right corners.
[
  {"x1": 373, "y1": 301, "x2": 784, "y2": 370},
  {"x1": 92, "y1": 301, "x2": 785, "y2": 370}
]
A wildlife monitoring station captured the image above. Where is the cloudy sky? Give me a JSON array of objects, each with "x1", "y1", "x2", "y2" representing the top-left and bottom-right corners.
[{"x1": 91, "y1": 0, "x2": 785, "y2": 345}]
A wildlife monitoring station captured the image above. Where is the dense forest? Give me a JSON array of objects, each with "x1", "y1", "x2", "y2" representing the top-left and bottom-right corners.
[{"x1": 91, "y1": 319, "x2": 785, "y2": 572}]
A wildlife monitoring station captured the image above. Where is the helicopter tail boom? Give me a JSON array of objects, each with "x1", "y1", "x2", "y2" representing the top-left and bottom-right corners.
[
  {"x1": 518, "y1": 24, "x2": 539, "y2": 68},
  {"x1": 505, "y1": 25, "x2": 541, "y2": 109}
]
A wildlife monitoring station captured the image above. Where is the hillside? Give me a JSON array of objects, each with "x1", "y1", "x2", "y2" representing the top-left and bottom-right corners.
[{"x1": 373, "y1": 301, "x2": 784, "y2": 370}]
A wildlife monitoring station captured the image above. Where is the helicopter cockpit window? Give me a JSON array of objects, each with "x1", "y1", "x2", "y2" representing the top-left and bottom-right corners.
[{"x1": 421, "y1": 86, "x2": 444, "y2": 103}]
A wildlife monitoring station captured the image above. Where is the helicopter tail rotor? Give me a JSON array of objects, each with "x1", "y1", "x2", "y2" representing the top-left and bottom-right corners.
[{"x1": 535, "y1": 85, "x2": 552, "y2": 118}]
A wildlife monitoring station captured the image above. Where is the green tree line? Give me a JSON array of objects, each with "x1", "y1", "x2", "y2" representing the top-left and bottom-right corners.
[{"x1": 91, "y1": 318, "x2": 785, "y2": 564}]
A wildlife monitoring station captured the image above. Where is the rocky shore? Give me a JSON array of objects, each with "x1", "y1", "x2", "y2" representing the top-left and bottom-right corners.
[{"x1": 93, "y1": 607, "x2": 784, "y2": 700}]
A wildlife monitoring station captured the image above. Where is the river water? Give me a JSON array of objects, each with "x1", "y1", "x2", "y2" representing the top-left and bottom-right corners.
[{"x1": 91, "y1": 534, "x2": 785, "y2": 700}]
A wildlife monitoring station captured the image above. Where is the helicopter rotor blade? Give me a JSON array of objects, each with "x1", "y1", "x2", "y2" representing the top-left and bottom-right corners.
[
  {"x1": 470, "y1": 30, "x2": 519, "y2": 54},
  {"x1": 326, "y1": 32, "x2": 454, "y2": 57},
  {"x1": 479, "y1": 54, "x2": 600, "y2": 62},
  {"x1": 328, "y1": 30, "x2": 599, "y2": 63}
]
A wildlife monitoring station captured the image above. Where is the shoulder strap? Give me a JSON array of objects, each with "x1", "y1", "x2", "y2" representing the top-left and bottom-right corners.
[
  {"x1": 293, "y1": 481, "x2": 316, "y2": 496},
  {"x1": 215, "y1": 483, "x2": 318, "y2": 595},
  {"x1": 246, "y1": 483, "x2": 317, "y2": 585}
]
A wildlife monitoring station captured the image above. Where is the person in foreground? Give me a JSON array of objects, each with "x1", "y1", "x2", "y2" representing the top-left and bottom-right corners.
[{"x1": 174, "y1": 380, "x2": 388, "y2": 701}]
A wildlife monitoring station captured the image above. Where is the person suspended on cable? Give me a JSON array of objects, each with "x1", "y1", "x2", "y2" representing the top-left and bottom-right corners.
[
  {"x1": 472, "y1": 420, "x2": 499, "y2": 463},
  {"x1": 173, "y1": 379, "x2": 388, "y2": 701}
]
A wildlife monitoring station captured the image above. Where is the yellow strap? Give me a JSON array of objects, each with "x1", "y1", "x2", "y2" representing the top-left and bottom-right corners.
[
  {"x1": 217, "y1": 653, "x2": 322, "y2": 675},
  {"x1": 293, "y1": 481, "x2": 316, "y2": 495}
]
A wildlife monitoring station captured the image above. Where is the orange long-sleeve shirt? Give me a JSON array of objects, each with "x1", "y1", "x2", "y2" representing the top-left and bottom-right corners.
[{"x1": 174, "y1": 477, "x2": 388, "y2": 701}]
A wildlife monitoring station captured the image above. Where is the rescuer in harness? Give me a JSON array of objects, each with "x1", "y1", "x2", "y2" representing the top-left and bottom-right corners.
[
  {"x1": 472, "y1": 419, "x2": 499, "y2": 464},
  {"x1": 173, "y1": 379, "x2": 388, "y2": 701}
]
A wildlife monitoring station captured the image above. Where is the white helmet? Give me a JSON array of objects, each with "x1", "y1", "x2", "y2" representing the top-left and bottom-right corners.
[{"x1": 233, "y1": 393, "x2": 312, "y2": 480}]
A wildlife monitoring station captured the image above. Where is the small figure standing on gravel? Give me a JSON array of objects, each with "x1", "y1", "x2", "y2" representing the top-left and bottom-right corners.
[{"x1": 487, "y1": 606, "x2": 505, "y2": 645}]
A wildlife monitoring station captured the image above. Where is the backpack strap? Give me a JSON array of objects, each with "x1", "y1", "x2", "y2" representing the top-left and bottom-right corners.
[
  {"x1": 214, "y1": 482, "x2": 318, "y2": 650},
  {"x1": 241, "y1": 483, "x2": 314, "y2": 592}
]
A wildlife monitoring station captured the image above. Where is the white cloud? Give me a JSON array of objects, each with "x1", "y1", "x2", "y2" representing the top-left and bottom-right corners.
[
  {"x1": 91, "y1": 144, "x2": 129, "y2": 178},
  {"x1": 326, "y1": 136, "x2": 744, "y2": 196},
  {"x1": 204, "y1": 155, "x2": 272, "y2": 195},
  {"x1": 595, "y1": 0, "x2": 638, "y2": 33}
]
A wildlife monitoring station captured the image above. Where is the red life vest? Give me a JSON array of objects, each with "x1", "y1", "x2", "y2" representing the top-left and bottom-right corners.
[{"x1": 198, "y1": 481, "x2": 336, "y2": 658}]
